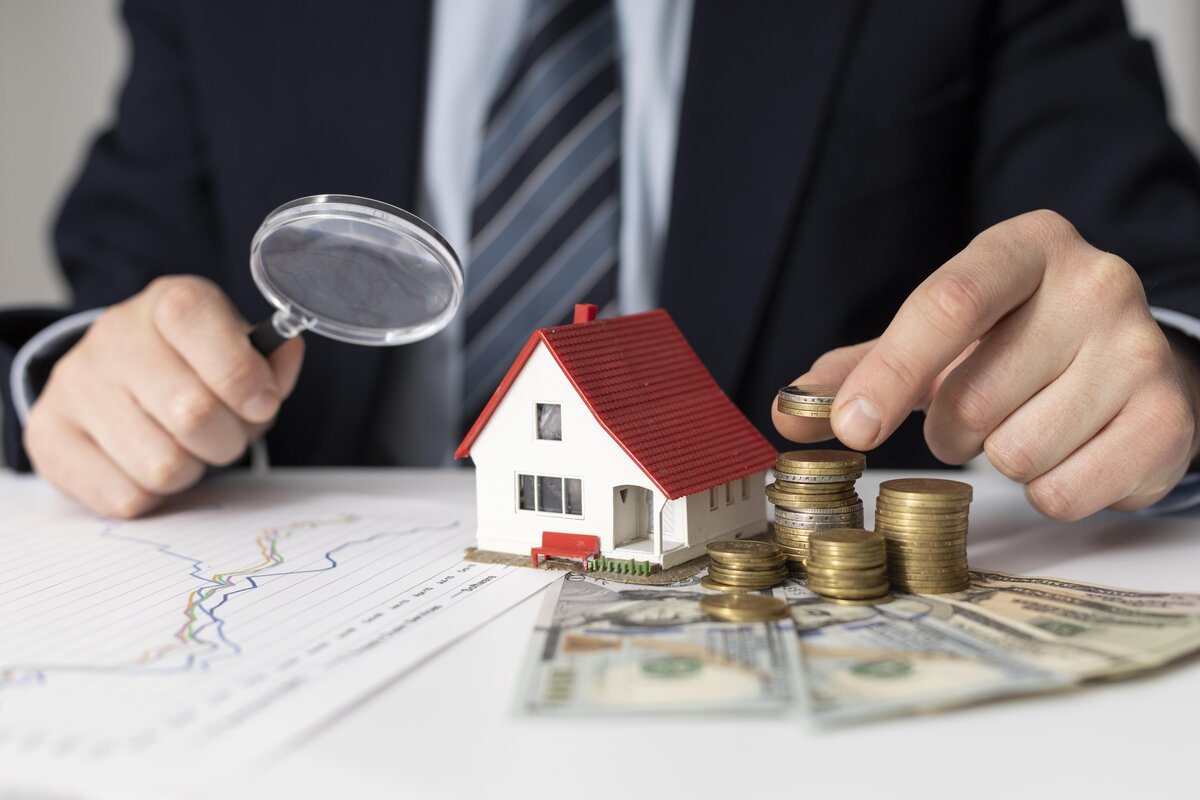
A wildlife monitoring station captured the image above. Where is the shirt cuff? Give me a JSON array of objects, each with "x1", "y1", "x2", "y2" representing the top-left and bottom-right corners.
[
  {"x1": 9, "y1": 308, "x2": 103, "y2": 425},
  {"x1": 1142, "y1": 306, "x2": 1200, "y2": 514}
]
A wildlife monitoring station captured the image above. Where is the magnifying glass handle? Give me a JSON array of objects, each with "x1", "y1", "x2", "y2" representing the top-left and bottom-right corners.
[{"x1": 249, "y1": 317, "x2": 290, "y2": 355}]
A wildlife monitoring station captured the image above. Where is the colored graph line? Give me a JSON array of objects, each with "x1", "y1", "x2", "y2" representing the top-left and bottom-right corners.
[{"x1": 0, "y1": 514, "x2": 461, "y2": 689}]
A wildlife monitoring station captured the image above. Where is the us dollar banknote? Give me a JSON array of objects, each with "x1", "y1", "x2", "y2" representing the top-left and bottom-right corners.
[
  {"x1": 783, "y1": 569, "x2": 1200, "y2": 722},
  {"x1": 519, "y1": 574, "x2": 802, "y2": 714}
]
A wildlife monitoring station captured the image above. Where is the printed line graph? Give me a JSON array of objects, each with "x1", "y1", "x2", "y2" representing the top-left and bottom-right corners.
[{"x1": 0, "y1": 489, "x2": 558, "y2": 774}]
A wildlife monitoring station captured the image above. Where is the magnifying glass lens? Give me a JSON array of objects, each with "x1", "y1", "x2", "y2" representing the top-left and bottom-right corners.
[{"x1": 249, "y1": 195, "x2": 463, "y2": 351}]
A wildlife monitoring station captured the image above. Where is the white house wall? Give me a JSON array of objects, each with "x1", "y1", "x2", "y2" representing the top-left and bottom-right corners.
[
  {"x1": 470, "y1": 343, "x2": 671, "y2": 558},
  {"x1": 683, "y1": 471, "x2": 769, "y2": 543}
]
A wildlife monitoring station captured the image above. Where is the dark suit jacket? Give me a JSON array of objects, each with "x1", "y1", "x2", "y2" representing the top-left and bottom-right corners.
[{"x1": 4, "y1": 0, "x2": 1200, "y2": 471}]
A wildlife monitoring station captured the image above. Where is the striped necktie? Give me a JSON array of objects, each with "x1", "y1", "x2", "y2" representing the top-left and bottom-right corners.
[{"x1": 463, "y1": 0, "x2": 621, "y2": 417}]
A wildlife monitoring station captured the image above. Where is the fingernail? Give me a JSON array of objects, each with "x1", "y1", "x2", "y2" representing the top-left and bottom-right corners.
[
  {"x1": 838, "y1": 398, "x2": 881, "y2": 448},
  {"x1": 242, "y1": 390, "x2": 278, "y2": 421}
]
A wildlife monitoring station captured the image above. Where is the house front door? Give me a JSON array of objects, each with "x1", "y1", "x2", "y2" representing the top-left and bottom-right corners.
[{"x1": 612, "y1": 486, "x2": 653, "y2": 548}]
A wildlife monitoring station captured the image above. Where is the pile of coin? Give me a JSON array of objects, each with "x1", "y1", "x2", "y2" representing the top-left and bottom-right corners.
[
  {"x1": 804, "y1": 529, "x2": 891, "y2": 605},
  {"x1": 702, "y1": 540, "x2": 788, "y2": 592},
  {"x1": 874, "y1": 478, "x2": 973, "y2": 594},
  {"x1": 767, "y1": 450, "x2": 865, "y2": 577},
  {"x1": 775, "y1": 384, "x2": 836, "y2": 418},
  {"x1": 700, "y1": 593, "x2": 790, "y2": 622}
]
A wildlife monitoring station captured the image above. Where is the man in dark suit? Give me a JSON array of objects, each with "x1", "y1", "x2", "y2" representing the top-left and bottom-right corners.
[{"x1": 3, "y1": 0, "x2": 1200, "y2": 520}]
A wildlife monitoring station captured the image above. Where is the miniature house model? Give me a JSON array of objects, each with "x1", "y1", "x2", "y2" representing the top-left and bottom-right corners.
[{"x1": 456, "y1": 304, "x2": 776, "y2": 570}]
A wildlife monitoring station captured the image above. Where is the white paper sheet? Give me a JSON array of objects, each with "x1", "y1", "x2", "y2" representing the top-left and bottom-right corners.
[{"x1": 0, "y1": 487, "x2": 559, "y2": 794}]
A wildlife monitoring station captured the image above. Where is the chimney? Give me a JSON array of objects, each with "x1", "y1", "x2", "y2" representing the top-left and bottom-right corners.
[{"x1": 573, "y1": 303, "x2": 598, "y2": 324}]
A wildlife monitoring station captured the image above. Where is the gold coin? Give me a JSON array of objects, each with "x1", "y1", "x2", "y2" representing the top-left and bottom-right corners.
[
  {"x1": 772, "y1": 537, "x2": 810, "y2": 551},
  {"x1": 776, "y1": 450, "x2": 866, "y2": 471},
  {"x1": 776, "y1": 399, "x2": 834, "y2": 412},
  {"x1": 874, "y1": 504, "x2": 970, "y2": 520},
  {"x1": 891, "y1": 582, "x2": 970, "y2": 595},
  {"x1": 805, "y1": 574, "x2": 890, "y2": 590},
  {"x1": 887, "y1": 549, "x2": 967, "y2": 561},
  {"x1": 708, "y1": 560, "x2": 789, "y2": 576},
  {"x1": 874, "y1": 508, "x2": 970, "y2": 522},
  {"x1": 882, "y1": 530, "x2": 968, "y2": 543},
  {"x1": 805, "y1": 568, "x2": 888, "y2": 586},
  {"x1": 825, "y1": 594, "x2": 894, "y2": 606},
  {"x1": 875, "y1": 522, "x2": 969, "y2": 535},
  {"x1": 777, "y1": 407, "x2": 831, "y2": 418},
  {"x1": 699, "y1": 575, "x2": 753, "y2": 593},
  {"x1": 889, "y1": 563, "x2": 970, "y2": 576},
  {"x1": 706, "y1": 540, "x2": 780, "y2": 559},
  {"x1": 700, "y1": 593, "x2": 791, "y2": 622},
  {"x1": 709, "y1": 565, "x2": 789, "y2": 582},
  {"x1": 879, "y1": 478, "x2": 973, "y2": 502},
  {"x1": 807, "y1": 582, "x2": 893, "y2": 600},
  {"x1": 768, "y1": 490, "x2": 858, "y2": 505},
  {"x1": 805, "y1": 556, "x2": 886, "y2": 571},
  {"x1": 769, "y1": 480, "x2": 856, "y2": 494},
  {"x1": 875, "y1": 496, "x2": 971, "y2": 512},
  {"x1": 810, "y1": 528, "x2": 883, "y2": 546},
  {"x1": 777, "y1": 385, "x2": 838, "y2": 403}
]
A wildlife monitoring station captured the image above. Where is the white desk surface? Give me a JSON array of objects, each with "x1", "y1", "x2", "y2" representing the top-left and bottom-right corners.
[{"x1": 3, "y1": 467, "x2": 1199, "y2": 800}]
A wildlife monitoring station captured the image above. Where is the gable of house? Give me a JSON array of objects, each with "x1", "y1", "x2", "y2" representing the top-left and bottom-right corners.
[{"x1": 457, "y1": 308, "x2": 776, "y2": 498}]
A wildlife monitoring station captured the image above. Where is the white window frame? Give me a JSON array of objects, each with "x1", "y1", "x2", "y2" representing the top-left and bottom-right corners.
[
  {"x1": 709, "y1": 487, "x2": 718, "y2": 511},
  {"x1": 515, "y1": 472, "x2": 584, "y2": 518}
]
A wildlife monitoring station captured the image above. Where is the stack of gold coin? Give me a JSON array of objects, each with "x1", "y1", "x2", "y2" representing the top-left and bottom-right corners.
[
  {"x1": 776, "y1": 385, "x2": 837, "y2": 418},
  {"x1": 767, "y1": 450, "x2": 865, "y2": 577},
  {"x1": 804, "y1": 529, "x2": 891, "y2": 605},
  {"x1": 702, "y1": 540, "x2": 788, "y2": 592},
  {"x1": 700, "y1": 593, "x2": 791, "y2": 622},
  {"x1": 875, "y1": 478, "x2": 973, "y2": 594}
]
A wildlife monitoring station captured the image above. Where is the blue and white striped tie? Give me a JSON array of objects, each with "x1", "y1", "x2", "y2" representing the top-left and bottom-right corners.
[{"x1": 463, "y1": 0, "x2": 620, "y2": 417}]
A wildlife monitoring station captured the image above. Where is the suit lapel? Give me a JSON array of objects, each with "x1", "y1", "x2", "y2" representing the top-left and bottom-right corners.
[{"x1": 660, "y1": 0, "x2": 865, "y2": 392}]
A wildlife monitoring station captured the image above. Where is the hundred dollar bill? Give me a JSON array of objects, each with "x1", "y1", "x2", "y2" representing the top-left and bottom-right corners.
[
  {"x1": 781, "y1": 569, "x2": 1200, "y2": 723},
  {"x1": 519, "y1": 574, "x2": 802, "y2": 714}
]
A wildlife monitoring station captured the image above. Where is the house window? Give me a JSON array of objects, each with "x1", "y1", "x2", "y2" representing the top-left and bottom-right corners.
[
  {"x1": 565, "y1": 478, "x2": 583, "y2": 515},
  {"x1": 741, "y1": 476, "x2": 749, "y2": 501},
  {"x1": 519, "y1": 474, "x2": 583, "y2": 517},
  {"x1": 725, "y1": 481, "x2": 734, "y2": 506},
  {"x1": 536, "y1": 403, "x2": 562, "y2": 440},
  {"x1": 518, "y1": 474, "x2": 536, "y2": 510},
  {"x1": 709, "y1": 487, "x2": 718, "y2": 511},
  {"x1": 537, "y1": 476, "x2": 563, "y2": 513}
]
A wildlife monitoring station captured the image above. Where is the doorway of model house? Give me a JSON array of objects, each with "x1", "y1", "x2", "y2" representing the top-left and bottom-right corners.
[{"x1": 612, "y1": 485, "x2": 653, "y2": 548}]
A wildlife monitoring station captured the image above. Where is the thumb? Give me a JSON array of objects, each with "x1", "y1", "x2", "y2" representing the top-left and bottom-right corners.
[
  {"x1": 268, "y1": 336, "x2": 306, "y2": 400},
  {"x1": 772, "y1": 339, "x2": 876, "y2": 443}
]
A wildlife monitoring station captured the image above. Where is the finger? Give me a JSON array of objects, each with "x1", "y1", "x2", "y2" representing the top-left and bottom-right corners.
[
  {"x1": 833, "y1": 212, "x2": 1063, "y2": 450},
  {"x1": 772, "y1": 340, "x2": 874, "y2": 443},
  {"x1": 126, "y1": 333, "x2": 253, "y2": 465},
  {"x1": 151, "y1": 279, "x2": 282, "y2": 424},
  {"x1": 924, "y1": 295, "x2": 1079, "y2": 464},
  {"x1": 1024, "y1": 393, "x2": 1191, "y2": 521},
  {"x1": 24, "y1": 407, "x2": 162, "y2": 519},
  {"x1": 67, "y1": 374, "x2": 206, "y2": 496},
  {"x1": 980, "y1": 355, "x2": 1129, "y2": 484}
]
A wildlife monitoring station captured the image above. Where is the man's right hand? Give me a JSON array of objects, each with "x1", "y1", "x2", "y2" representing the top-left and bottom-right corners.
[{"x1": 23, "y1": 276, "x2": 305, "y2": 518}]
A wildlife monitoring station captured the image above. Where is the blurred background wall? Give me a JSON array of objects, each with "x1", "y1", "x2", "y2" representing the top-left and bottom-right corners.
[{"x1": 0, "y1": 0, "x2": 1198, "y2": 464}]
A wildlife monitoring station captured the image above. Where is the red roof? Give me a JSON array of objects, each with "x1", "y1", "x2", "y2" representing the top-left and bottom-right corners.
[{"x1": 455, "y1": 308, "x2": 777, "y2": 500}]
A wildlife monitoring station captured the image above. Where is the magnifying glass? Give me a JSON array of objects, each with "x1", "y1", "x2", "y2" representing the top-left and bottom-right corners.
[{"x1": 246, "y1": 194, "x2": 463, "y2": 354}]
